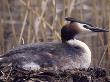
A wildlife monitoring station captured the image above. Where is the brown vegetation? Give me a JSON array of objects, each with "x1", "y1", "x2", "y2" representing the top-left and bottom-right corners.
[{"x1": 0, "y1": 65, "x2": 110, "y2": 82}]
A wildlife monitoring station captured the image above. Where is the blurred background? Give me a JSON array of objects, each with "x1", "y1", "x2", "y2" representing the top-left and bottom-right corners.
[{"x1": 0, "y1": 0, "x2": 110, "y2": 71}]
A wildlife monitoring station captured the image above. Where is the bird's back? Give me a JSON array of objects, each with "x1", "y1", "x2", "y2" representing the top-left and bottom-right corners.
[{"x1": 0, "y1": 40, "x2": 91, "y2": 71}]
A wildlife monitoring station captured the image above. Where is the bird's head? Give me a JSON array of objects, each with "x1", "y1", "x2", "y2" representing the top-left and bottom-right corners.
[{"x1": 61, "y1": 17, "x2": 109, "y2": 42}]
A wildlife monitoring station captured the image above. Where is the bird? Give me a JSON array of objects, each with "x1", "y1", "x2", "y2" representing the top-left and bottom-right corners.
[{"x1": 0, "y1": 17, "x2": 109, "y2": 71}]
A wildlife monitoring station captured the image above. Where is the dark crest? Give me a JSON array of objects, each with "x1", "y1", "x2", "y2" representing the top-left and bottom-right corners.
[{"x1": 65, "y1": 17, "x2": 94, "y2": 27}]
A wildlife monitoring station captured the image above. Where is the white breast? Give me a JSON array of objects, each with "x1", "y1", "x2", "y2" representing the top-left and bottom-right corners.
[{"x1": 66, "y1": 39, "x2": 91, "y2": 68}]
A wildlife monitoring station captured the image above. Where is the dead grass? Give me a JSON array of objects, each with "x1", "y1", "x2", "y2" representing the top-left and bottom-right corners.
[{"x1": 0, "y1": 65, "x2": 109, "y2": 82}]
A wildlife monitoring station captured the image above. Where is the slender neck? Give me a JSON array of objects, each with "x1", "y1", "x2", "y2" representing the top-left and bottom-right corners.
[
  {"x1": 61, "y1": 34, "x2": 75, "y2": 43},
  {"x1": 61, "y1": 27, "x2": 76, "y2": 43},
  {"x1": 66, "y1": 39, "x2": 91, "y2": 55}
]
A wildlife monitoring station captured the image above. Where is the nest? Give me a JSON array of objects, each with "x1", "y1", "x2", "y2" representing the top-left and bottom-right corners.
[{"x1": 0, "y1": 65, "x2": 110, "y2": 82}]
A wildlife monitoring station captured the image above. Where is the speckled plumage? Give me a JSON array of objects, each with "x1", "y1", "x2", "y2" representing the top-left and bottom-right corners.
[{"x1": 0, "y1": 39, "x2": 91, "y2": 71}]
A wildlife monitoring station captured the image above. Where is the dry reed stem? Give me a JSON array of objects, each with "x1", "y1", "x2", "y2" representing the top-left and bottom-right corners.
[
  {"x1": 18, "y1": 10, "x2": 28, "y2": 45},
  {"x1": 91, "y1": 0, "x2": 107, "y2": 66},
  {"x1": 0, "y1": 21, "x2": 4, "y2": 54},
  {"x1": 20, "y1": 0, "x2": 61, "y2": 41},
  {"x1": 98, "y1": 45, "x2": 108, "y2": 66},
  {"x1": 7, "y1": 0, "x2": 17, "y2": 46},
  {"x1": 27, "y1": 13, "x2": 31, "y2": 43},
  {"x1": 18, "y1": 0, "x2": 30, "y2": 45},
  {"x1": 107, "y1": 2, "x2": 110, "y2": 56}
]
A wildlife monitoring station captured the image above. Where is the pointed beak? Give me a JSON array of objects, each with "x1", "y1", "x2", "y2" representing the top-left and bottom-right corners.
[{"x1": 83, "y1": 25, "x2": 109, "y2": 32}]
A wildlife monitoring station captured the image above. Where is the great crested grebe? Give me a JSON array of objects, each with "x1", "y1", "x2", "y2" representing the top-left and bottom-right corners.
[{"x1": 0, "y1": 17, "x2": 109, "y2": 71}]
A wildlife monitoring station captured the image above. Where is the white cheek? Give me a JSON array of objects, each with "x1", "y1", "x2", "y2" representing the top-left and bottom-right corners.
[
  {"x1": 0, "y1": 58, "x2": 3, "y2": 61},
  {"x1": 77, "y1": 23, "x2": 91, "y2": 32}
]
